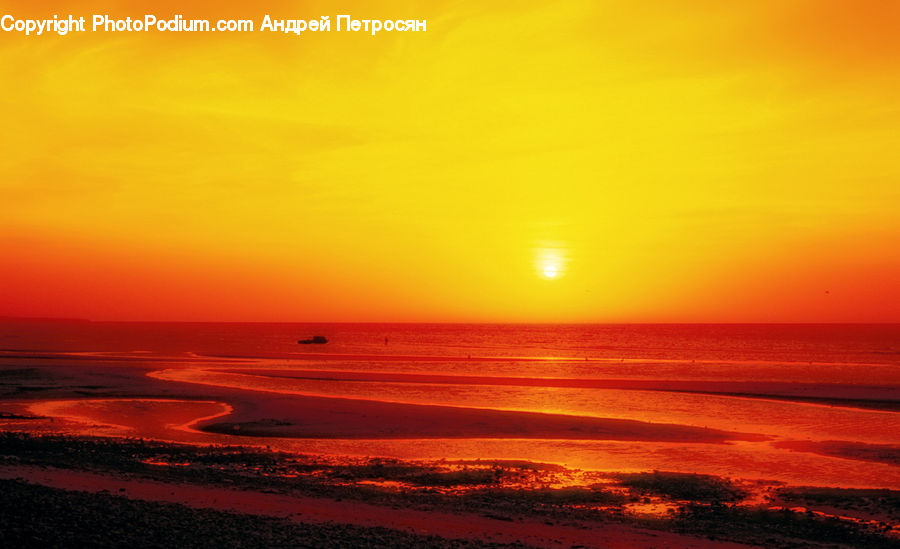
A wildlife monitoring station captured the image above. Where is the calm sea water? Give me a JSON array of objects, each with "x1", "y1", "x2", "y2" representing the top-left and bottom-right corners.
[{"x1": 2, "y1": 320, "x2": 898, "y2": 365}]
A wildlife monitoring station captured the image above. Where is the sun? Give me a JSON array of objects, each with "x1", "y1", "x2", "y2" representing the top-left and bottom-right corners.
[{"x1": 535, "y1": 244, "x2": 567, "y2": 280}]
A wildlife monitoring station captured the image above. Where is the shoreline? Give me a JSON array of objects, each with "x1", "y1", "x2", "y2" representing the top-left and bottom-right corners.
[{"x1": 2, "y1": 432, "x2": 898, "y2": 548}]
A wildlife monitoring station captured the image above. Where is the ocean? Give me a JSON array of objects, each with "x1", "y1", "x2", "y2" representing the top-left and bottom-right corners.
[{"x1": 1, "y1": 320, "x2": 898, "y2": 489}]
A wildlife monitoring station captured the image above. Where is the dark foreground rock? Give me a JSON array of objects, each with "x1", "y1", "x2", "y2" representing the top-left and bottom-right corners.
[{"x1": 0, "y1": 478, "x2": 525, "y2": 549}]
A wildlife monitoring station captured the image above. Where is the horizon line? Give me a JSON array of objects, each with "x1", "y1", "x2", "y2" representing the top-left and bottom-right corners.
[{"x1": 2, "y1": 316, "x2": 898, "y2": 326}]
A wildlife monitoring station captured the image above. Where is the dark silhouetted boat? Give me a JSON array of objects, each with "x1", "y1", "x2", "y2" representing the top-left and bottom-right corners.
[{"x1": 298, "y1": 336, "x2": 328, "y2": 344}]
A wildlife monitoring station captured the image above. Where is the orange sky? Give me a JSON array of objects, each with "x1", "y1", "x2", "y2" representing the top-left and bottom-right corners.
[{"x1": 1, "y1": 1, "x2": 898, "y2": 322}]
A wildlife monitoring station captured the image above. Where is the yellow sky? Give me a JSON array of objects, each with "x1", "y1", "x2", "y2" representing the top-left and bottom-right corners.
[{"x1": 1, "y1": 1, "x2": 898, "y2": 321}]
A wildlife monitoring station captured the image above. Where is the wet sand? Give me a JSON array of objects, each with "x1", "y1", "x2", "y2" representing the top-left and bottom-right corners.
[
  {"x1": 3, "y1": 354, "x2": 900, "y2": 489},
  {"x1": 216, "y1": 367, "x2": 900, "y2": 411},
  {"x1": 198, "y1": 394, "x2": 762, "y2": 442},
  {"x1": 774, "y1": 440, "x2": 900, "y2": 467}
]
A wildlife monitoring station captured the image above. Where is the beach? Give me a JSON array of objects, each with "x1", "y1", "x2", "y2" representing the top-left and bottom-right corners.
[{"x1": 1, "y1": 321, "x2": 899, "y2": 547}]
